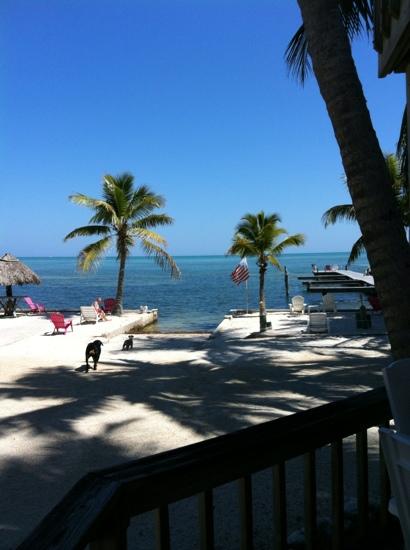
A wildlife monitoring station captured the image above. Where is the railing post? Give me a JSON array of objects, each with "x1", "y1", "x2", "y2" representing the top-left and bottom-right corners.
[
  {"x1": 331, "y1": 439, "x2": 344, "y2": 550},
  {"x1": 155, "y1": 506, "x2": 170, "y2": 550},
  {"x1": 239, "y1": 475, "x2": 253, "y2": 550},
  {"x1": 356, "y1": 429, "x2": 369, "y2": 541},
  {"x1": 304, "y1": 451, "x2": 317, "y2": 550},
  {"x1": 272, "y1": 462, "x2": 287, "y2": 550},
  {"x1": 379, "y1": 419, "x2": 392, "y2": 531},
  {"x1": 198, "y1": 490, "x2": 214, "y2": 550}
]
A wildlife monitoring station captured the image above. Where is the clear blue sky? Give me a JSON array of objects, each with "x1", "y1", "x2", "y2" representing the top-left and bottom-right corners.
[{"x1": 0, "y1": 0, "x2": 405, "y2": 257}]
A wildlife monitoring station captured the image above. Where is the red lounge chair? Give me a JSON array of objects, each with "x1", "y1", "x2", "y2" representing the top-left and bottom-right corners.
[
  {"x1": 24, "y1": 296, "x2": 45, "y2": 313},
  {"x1": 50, "y1": 312, "x2": 73, "y2": 334},
  {"x1": 103, "y1": 298, "x2": 116, "y2": 314}
]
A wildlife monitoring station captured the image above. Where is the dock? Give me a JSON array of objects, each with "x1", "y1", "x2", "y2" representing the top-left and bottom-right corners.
[{"x1": 298, "y1": 269, "x2": 375, "y2": 293}]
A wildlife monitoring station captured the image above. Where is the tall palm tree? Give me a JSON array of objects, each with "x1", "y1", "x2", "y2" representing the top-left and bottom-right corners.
[
  {"x1": 287, "y1": 0, "x2": 409, "y2": 241},
  {"x1": 64, "y1": 172, "x2": 180, "y2": 315},
  {"x1": 296, "y1": 0, "x2": 410, "y2": 358},
  {"x1": 227, "y1": 212, "x2": 305, "y2": 332},
  {"x1": 322, "y1": 154, "x2": 409, "y2": 265}
]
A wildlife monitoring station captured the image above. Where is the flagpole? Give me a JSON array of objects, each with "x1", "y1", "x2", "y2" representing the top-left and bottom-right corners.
[{"x1": 245, "y1": 279, "x2": 249, "y2": 314}]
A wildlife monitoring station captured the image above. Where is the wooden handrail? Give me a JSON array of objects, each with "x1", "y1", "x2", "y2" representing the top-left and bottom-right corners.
[{"x1": 18, "y1": 387, "x2": 391, "y2": 549}]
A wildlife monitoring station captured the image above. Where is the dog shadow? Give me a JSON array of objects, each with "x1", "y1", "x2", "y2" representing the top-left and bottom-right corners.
[{"x1": 75, "y1": 364, "x2": 92, "y2": 373}]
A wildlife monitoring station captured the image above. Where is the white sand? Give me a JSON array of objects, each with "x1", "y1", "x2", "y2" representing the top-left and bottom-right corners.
[{"x1": 0, "y1": 310, "x2": 391, "y2": 548}]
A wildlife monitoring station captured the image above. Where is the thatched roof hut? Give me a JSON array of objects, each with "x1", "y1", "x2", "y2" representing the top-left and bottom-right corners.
[{"x1": 0, "y1": 253, "x2": 41, "y2": 296}]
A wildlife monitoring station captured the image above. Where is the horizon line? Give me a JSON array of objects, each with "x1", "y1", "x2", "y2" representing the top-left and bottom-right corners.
[{"x1": 16, "y1": 251, "x2": 360, "y2": 258}]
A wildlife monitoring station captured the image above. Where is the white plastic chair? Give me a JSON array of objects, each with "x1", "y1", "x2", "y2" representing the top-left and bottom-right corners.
[
  {"x1": 383, "y1": 358, "x2": 410, "y2": 435},
  {"x1": 80, "y1": 306, "x2": 99, "y2": 324},
  {"x1": 321, "y1": 293, "x2": 337, "y2": 313},
  {"x1": 289, "y1": 295, "x2": 306, "y2": 314},
  {"x1": 379, "y1": 427, "x2": 410, "y2": 549},
  {"x1": 307, "y1": 312, "x2": 328, "y2": 333}
]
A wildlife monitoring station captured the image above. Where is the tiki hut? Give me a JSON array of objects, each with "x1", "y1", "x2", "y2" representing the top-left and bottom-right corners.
[
  {"x1": 0, "y1": 253, "x2": 41, "y2": 295},
  {"x1": 0, "y1": 253, "x2": 41, "y2": 315}
]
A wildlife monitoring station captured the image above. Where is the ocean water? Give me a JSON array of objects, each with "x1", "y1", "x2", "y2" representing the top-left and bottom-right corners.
[{"x1": 17, "y1": 254, "x2": 368, "y2": 332}]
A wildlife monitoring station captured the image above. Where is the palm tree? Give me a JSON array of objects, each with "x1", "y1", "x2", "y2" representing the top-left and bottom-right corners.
[
  {"x1": 227, "y1": 212, "x2": 305, "y2": 332},
  {"x1": 296, "y1": 0, "x2": 410, "y2": 358},
  {"x1": 286, "y1": 0, "x2": 409, "y2": 236},
  {"x1": 64, "y1": 172, "x2": 180, "y2": 315},
  {"x1": 322, "y1": 154, "x2": 409, "y2": 265}
]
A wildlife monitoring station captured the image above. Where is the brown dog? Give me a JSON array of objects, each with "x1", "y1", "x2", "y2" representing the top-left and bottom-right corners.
[
  {"x1": 85, "y1": 340, "x2": 103, "y2": 372},
  {"x1": 122, "y1": 335, "x2": 134, "y2": 350}
]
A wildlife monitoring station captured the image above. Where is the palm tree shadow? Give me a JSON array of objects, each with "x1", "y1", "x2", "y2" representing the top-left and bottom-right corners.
[{"x1": 0, "y1": 332, "x2": 392, "y2": 547}]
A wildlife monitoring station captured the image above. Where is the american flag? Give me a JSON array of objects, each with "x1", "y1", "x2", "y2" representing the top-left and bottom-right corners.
[{"x1": 231, "y1": 258, "x2": 250, "y2": 285}]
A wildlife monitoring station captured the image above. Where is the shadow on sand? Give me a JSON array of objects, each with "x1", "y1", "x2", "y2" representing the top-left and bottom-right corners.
[{"x1": 0, "y1": 332, "x2": 392, "y2": 547}]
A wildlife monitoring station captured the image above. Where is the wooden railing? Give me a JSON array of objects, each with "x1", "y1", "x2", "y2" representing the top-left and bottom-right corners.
[{"x1": 18, "y1": 387, "x2": 392, "y2": 550}]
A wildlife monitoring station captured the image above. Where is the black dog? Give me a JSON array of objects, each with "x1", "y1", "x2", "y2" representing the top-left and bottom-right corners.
[
  {"x1": 85, "y1": 340, "x2": 103, "y2": 372},
  {"x1": 122, "y1": 335, "x2": 134, "y2": 350}
]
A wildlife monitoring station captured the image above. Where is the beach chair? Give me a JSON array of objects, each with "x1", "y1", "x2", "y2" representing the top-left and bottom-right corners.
[
  {"x1": 49, "y1": 312, "x2": 73, "y2": 334},
  {"x1": 289, "y1": 295, "x2": 306, "y2": 314},
  {"x1": 24, "y1": 296, "x2": 45, "y2": 314},
  {"x1": 379, "y1": 427, "x2": 410, "y2": 550},
  {"x1": 383, "y1": 359, "x2": 410, "y2": 436},
  {"x1": 103, "y1": 298, "x2": 116, "y2": 314},
  {"x1": 80, "y1": 306, "x2": 99, "y2": 324},
  {"x1": 307, "y1": 312, "x2": 329, "y2": 333},
  {"x1": 321, "y1": 293, "x2": 337, "y2": 313}
]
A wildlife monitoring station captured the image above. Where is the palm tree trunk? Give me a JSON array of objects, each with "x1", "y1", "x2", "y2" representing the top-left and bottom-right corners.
[
  {"x1": 114, "y1": 245, "x2": 127, "y2": 316},
  {"x1": 297, "y1": 0, "x2": 410, "y2": 358},
  {"x1": 258, "y1": 258, "x2": 267, "y2": 332}
]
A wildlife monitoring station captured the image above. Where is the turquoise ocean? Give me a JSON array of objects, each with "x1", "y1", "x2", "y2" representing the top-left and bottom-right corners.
[{"x1": 18, "y1": 253, "x2": 368, "y2": 332}]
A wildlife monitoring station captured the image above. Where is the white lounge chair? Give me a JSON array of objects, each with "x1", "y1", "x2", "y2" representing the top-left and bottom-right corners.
[
  {"x1": 80, "y1": 306, "x2": 99, "y2": 324},
  {"x1": 379, "y1": 427, "x2": 410, "y2": 550},
  {"x1": 321, "y1": 293, "x2": 337, "y2": 313},
  {"x1": 289, "y1": 295, "x2": 306, "y2": 314},
  {"x1": 383, "y1": 359, "x2": 410, "y2": 436},
  {"x1": 307, "y1": 312, "x2": 328, "y2": 333}
]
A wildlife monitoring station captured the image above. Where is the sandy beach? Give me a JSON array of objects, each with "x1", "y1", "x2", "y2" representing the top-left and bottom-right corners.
[{"x1": 0, "y1": 310, "x2": 391, "y2": 548}]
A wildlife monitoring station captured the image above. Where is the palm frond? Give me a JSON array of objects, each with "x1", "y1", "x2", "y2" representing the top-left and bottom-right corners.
[
  {"x1": 347, "y1": 236, "x2": 365, "y2": 265},
  {"x1": 69, "y1": 193, "x2": 117, "y2": 225},
  {"x1": 103, "y1": 173, "x2": 134, "y2": 203},
  {"x1": 77, "y1": 236, "x2": 112, "y2": 272},
  {"x1": 285, "y1": 0, "x2": 373, "y2": 84},
  {"x1": 128, "y1": 186, "x2": 166, "y2": 219},
  {"x1": 397, "y1": 106, "x2": 408, "y2": 183},
  {"x1": 64, "y1": 225, "x2": 112, "y2": 241},
  {"x1": 69, "y1": 194, "x2": 103, "y2": 210},
  {"x1": 140, "y1": 240, "x2": 181, "y2": 279},
  {"x1": 340, "y1": 0, "x2": 373, "y2": 39},
  {"x1": 266, "y1": 254, "x2": 283, "y2": 270},
  {"x1": 322, "y1": 204, "x2": 356, "y2": 227},
  {"x1": 227, "y1": 235, "x2": 259, "y2": 258},
  {"x1": 271, "y1": 233, "x2": 306, "y2": 256},
  {"x1": 131, "y1": 227, "x2": 167, "y2": 246},
  {"x1": 132, "y1": 214, "x2": 174, "y2": 230},
  {"x1": 285, "y1": 25, "x2": 312, "y2": 85}
]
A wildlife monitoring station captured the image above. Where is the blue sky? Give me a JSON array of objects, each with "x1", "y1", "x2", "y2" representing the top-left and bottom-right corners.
[{"x1": 0, "y1": 0, "x2": 405, "y2": 257}]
